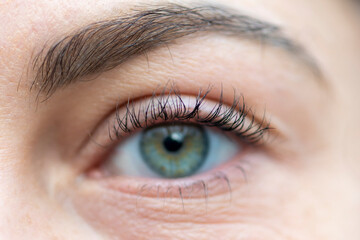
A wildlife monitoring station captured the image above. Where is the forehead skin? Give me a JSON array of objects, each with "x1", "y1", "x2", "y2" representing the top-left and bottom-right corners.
[
  {"x1": 0, "y1": 0, "x2": 359, "y2": 109},
  {"x1": 0, "y1": 0, "x2": 359, "y2": 239}
]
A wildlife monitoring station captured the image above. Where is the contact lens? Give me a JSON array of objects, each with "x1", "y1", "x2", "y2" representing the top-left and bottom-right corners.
[{"x1": 139, "y1": 124, "x2": 209, "y2": 178}]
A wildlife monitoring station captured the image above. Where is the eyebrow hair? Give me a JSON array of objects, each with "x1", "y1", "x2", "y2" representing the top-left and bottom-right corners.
[{"x1": 31, "y1": 3, "x2": 321, "y2": 98}]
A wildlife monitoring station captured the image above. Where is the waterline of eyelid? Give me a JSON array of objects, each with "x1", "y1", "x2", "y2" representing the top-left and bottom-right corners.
[
  {"x1": 129, "y1": 164, "x2": 248, "y2": 215},
  {"x1": 85, "y1": 157, "x2": 251, "y2": 215}
]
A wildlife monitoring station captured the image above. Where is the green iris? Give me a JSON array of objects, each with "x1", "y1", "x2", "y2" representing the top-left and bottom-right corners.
[{"x1": 139, "y1": 124, "x2": 209, "y2": 178}]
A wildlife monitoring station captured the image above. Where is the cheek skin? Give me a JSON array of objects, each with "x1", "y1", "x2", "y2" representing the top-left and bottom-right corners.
[
  {"x1": 62, "y1": 154, "x2": 320, "y2": 240},
  {"x1": 68, "y1": 155, "x2": 354, "y2": 240}
]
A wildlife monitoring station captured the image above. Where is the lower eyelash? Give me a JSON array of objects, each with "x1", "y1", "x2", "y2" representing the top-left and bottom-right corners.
[
  {"x1": 110, "y1": 85, "x2": 271, "y2": 144},
  {"x1": 101, "y1": 162, "x2": 249, "y2": 214}
]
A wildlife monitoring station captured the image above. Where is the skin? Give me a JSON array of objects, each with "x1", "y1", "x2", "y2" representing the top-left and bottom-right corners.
[{"x1": 0, "y1": 0, "x2": 359, "y2": 239}]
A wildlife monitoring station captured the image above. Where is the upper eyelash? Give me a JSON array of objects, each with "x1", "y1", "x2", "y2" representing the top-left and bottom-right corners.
[{"x1": 110, "y1": 85, "x2": 271, "y2": 144}]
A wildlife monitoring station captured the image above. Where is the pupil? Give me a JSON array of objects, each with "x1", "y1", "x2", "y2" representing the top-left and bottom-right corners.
[{"x1": 163, "y1": 134, "x2": 183, "y2": 152}]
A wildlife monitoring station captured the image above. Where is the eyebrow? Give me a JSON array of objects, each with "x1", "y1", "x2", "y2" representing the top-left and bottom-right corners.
[{"x1": 31, "y1": 3, "x2": 321, "y2": 98}]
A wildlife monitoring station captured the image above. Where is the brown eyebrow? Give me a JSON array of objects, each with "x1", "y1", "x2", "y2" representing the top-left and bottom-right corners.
[{"x1": 31, "y1": 3, "x2": 321, "y2": 98}]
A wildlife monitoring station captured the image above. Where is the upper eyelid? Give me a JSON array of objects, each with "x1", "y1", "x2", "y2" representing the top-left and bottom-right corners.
[{"x1": 95, "y1": 86, "x2": 272, "y2": 147}]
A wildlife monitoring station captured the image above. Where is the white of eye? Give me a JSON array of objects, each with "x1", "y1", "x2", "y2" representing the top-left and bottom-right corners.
[{"x1": 103, "y1": 126, "x2": 240, "y2": 178}]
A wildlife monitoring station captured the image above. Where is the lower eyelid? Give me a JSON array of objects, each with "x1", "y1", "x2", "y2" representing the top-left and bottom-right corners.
[
  {"x1": 68, "y1": 150, "x2": 284, "y2": 238},
  {"x1": 84, "y1": 150, "x2": 251, "y2": 200}
]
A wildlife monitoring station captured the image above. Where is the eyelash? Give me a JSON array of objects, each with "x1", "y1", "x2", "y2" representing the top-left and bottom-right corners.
[{"x1": 109, "y1": 86, "x2": 271, "y2": 145}]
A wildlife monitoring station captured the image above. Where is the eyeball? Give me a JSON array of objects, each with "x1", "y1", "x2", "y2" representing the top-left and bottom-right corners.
[{"x1": 103, "y1": 123, "x2": 240, "y2": 179}]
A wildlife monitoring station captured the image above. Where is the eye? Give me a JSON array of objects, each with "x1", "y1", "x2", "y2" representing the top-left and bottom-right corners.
[
  {"x1": 84, "y1": 88, "x2": 271, "y2": 187},
  {"x1": 103, "y1": 123, "x2": 238, "y2": 179}
]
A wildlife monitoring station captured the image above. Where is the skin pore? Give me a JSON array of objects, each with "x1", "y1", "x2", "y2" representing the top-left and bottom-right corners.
[{"x1": 0, "y1": 0, "x2": 359, "y2": 239}]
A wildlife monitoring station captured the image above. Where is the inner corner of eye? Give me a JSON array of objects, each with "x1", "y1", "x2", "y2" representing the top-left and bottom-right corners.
[{"x1": 98, "y1": 123, "x2": 240, "y2": 180}]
